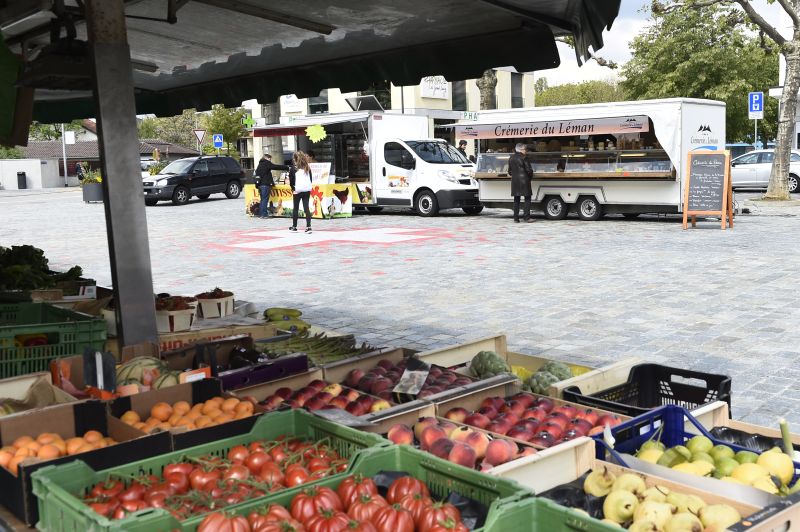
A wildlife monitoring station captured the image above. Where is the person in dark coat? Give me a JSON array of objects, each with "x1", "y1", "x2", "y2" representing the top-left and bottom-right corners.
[
  {"x1": 508, "y1": 143, "x2": 533, "y2": 223},
  {"x1": 457, "y1": 140, "x2": 469, "y2": 160},
  {"x1": 254, "y1": 153, "x2": 289, "y2": 218}
]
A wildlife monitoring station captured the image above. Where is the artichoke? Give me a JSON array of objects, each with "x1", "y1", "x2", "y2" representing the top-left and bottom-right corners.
[
  {"x1": 527, "y1": 371, "x2": 560, "y2": 394},
  {"x1": 469, "y1": 350, "x2": 511, "y2": 379},
  {"x1": 540, "y1": 361, "x2": 573, "y2": 381}
]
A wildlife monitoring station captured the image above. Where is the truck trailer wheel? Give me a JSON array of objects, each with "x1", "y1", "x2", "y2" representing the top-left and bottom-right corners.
[
  {"x1": 543, "y1": 196, "x2": 568, "y2": 220},
  {"x1": 577, "y1": 196, "x2": 603, "y2": 221},
  {"x1": 415, "y1": 190, "x2": 439, "y2": 217}
]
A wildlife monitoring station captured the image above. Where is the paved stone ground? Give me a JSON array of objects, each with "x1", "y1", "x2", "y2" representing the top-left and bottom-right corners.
[{"x1": 2, "y1": 188, "x2": 799, "y2": 428}]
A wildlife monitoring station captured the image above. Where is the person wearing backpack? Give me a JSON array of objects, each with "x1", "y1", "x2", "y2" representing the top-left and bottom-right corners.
[{"x1": 289, "y1": 151, "x2": 314, "y2": 233}]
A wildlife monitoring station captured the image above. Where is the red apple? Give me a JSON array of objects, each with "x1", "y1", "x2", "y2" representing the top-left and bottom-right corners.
[
  {"x1": 506, "y1": 426, "x2": 534, "y2": 442},
  {"x1": 553, "y1": 405, "x2": 578, "y2": 419},
  {"x1": 510, "y1": 392, "x2": 536, "y2": 408},
  {"x1": 444, "y1": 407, "x2": 469, "y2": 423},
  {"x1": 484, "y1": 439, "x2": 516, "y2": 466},
  {"x1": 357, "y1": 376, "x2": 376, "y2": 392},
  {"x1": 343, "y1": 389, "x2": 360, "y2": 402},
  {"x1": 568, "y1": 418, "x2": 593, "y2": 436},
  {"x1": 345, "y1": 369, "x2": 365, "y2": 388},
  {"x1": 370, "y1": 378, "x2": 392, "y2": 396},
  {"x1": 500, "y1": 400, "x2": 525, "y2": 418},
  {"x1": 544, "y1": 413, "x2": 569, "y2": 431},
  {"x1": 377, "y1": 390, "x2": 393, "y2": 401},
  {"x1": 454, "y1": 378, "x2": 474, "y2": 386},
  {"x1": 414, "y1": 417, "x2": 439, "y2": 441},
  {"x1": 322, "y1": 383, "x2": 343, "y2": 397},
  {"x1": 314, "y1": 392, "x2": 333, "y2": 404},
  {"x1": 429, "y1": 438, "x2": 455, "y2": 459},
  {"x1": 477, "y1": 406, "x2": 499, "y2": 420},
  {"x1": 522, "y1": 408, "x2": 546, "y2": 422},
  {"x1": 355, "y1": 395, "x2": 374, "y2": 410},
  {"x1": 420, "y1": 425, "x2": 448, "y2": 451},
  {"x1": 447, "y1": 442, "x2": 477, "y2": 469},
  {"x1": 534, "y1": 397, "x2": 555, "y2": 413},
  {"x1": 530, "y1": 432, "x2": 556, "y2": 448},
  {"x1": 370, "y1": 399, "x2": 392, "y2": 413},
  {"x1": 486, "y1": 419, "x2": 513, "y2": 436},
  {"x1": 481, "y1": 397, "x2": 505, "y2": 411},
  {"x1": 304, "y1": 398, "x2": 325, "y2": 411},
  {"x1": 539, "y1": 422, "x2": 563, "y2": 439},
  {"x1": 387, "y1": 424, "x2": 414, "y2": 445},
  {"x1": 495, "y1": 412, "x2": 519, "y2": 425},
  {"x1": 514, "y1": 419, "x2": 540, "y2": 433},
  {"x1": 463, "y1": 413, "x2": 491, "y2": 429},
  {"x1": 574, "y1": 408, "x2": 599, "y2": 426},
  {"x1": 429, "y1": 367, "x2": 443, "y2": 378}
]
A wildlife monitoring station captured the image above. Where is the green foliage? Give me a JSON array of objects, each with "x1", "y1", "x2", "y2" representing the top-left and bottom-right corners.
[
  {"x1": 621, "y1": 4, "x2": 778, "y2": 143},
  {"x1": 28, "y1": 120, "x2": 82, "y2": 141},
  {"x1": 137, "y1": 108, "x2": 199, "y2": 149},
  {"x1": 149, "y1": 161, "x2": 167, "y2": 175},
  {"x1": 0, "y1": 145, "x2": 22, "y2": 158},
  {"x1": 534, "y1": 77, "x2": 549, "y2": 95},
  {"x1": 536, "y1": 79, "x2": 625, "y2": 106},
  {"x1": 0, "y1": 245, "x2": 82, "y2": 290},
  {"x1": 201, "y1": 104, "x2": 247, "y2": 155},
  {"x1": 79, "y1": 163, "x2": 102, "y2": 184}
]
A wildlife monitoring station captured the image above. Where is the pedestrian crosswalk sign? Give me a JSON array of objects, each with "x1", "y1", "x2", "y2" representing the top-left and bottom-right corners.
[{"x1": 213, "y1": 134, "x2": 223, "y2": 148}]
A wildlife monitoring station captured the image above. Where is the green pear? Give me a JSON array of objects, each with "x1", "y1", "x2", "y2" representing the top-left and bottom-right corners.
[
  {"x1": 709, "y1": 444, "x2": 735, "y2": 462},
  {"x1": 712, "y1": 457, "x2": 739, "y2": 479},
  {"x1": 603, "y1": 489, "x2": 639, "y2": 523},
  {"x1": 664, "y1": 512, "x2": 703, "y2": 532},
  {"x1": 641, "y1": 485, "x2": 670, "y2": 503},
  {"x1": 673, "y1": 445, "x2": 692, "y2": 461},
  {"x1": 641, "y1": 439, "x2": 666, "y2": 453},
  {"x1": 691, "y1": 452, "x2": 715, "y2": 465},
  {"x1": 657, "y1": 448, "x2": 686, "y2": 468},
  {"x1": 665, "y1": 492, "x2": 705, "y2": 514},
  {"x1": 583, "y1": 467, "x2": 616, "y2": 497},
  {"x1": 612, "y1": 473, "x2": 647, "y2": 495},
  {"x1": 699, "y1": 504, "x2": 741, "y2": 530},
  {"x1": 633, "y1": 500, "x2": 677, "y2": 528},
  {"x1": 628, "y1": 521, "x2": 659, "y2": 532},
  {"x1": 734, "y1": 450, "x2": 759, "y2": 464},
  {"x1": 686, "y1": 435, "x2": 713, "y2": 455}
]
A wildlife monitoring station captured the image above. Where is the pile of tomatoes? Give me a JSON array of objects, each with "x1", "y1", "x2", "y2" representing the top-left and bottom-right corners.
[
  {"x1": 197, "y1": 475, "x2": 469, "y2": 532},
  {"x1": 82, "y1": 435, "x2": 348, "y2": 521}
]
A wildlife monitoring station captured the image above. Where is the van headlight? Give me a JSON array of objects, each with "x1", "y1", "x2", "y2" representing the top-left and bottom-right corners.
[{"x1": 438, "y1": 169, "x2": 459, "y2": 183}]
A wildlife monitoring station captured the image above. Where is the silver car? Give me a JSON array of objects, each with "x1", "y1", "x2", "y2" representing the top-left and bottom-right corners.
[{"x1": 730, "y1": 149, "x2": 800, "y2": 193}]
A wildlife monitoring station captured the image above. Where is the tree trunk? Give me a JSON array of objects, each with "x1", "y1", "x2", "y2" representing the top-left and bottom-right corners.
[
  {"x1": 765, "y1": 45, "x2": 800, "y2": 200},
  {"x1": 476, "y1": 70, "x2": 497, "y2": 110}
]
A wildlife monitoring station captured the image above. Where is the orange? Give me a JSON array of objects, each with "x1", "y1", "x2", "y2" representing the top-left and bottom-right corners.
[
  {"x1": 201, "y1": 401, "x2": 220, "y2": 415},
  {"x1": 0, "y1": 450, "x2": 12, "y2": 468},
  {"x1": 36, "y1": 433, "x2": 60, "y2": 445},
  {"x1": 194, "y1": 416, "x2": 212, "y2": 428},
  {"x1": 209, "y1": 396, "x2": 225, "y2": 406},
  {"x1": 120, "y1": 411, "x2": 140, "y2": 425},
  {"x1": 37, "y1": 444, "x2": 61, "y2": 460},
  {"x1": 173, "y1": 401, "x2": 191, "y2": 415},
  {"x1": 83, "y1": 430, "x2": 103, "y2": 443},
  {"x1": 66, "y1": 438, "x2": 85, "y2": 455},
  {"x1": 234, "y1": 410, "x2": 251, "y2": 420},
  {"x1": 51, "y1": 440, "x2": 67, "y2": 455},
  {"x1": 24, "y1": 441, "x2": 41, "y2": 453},
  {"x1": 75, "y1": 443, "x2": 95, "y2": 454},
  {"x1": 213, "y1": 412, "x2": 233, "y2": 424},
  {"x1": 234, "y1": 401, "x2": 253, "y2": 415},
  {"x1": 184, "y1": 410, "x2": 202, "y2": 422},
  {"x1": 221, "y1": 398, "x2": 240, "y2": 412},
  {"x1": 151, "y1": 402, "x2": 173, "y2": 422},
  {"x1": 8, "y1": 455, "x2": 26, "y2": 475},
  {"x1": 133, "y1": 422, "x2": 147, "y2": 430},
  {"x1": 168, "y1": 413, "x2": 183, "y2": 426},
  {"x1": 12, "y1": 436, "x2": 34, "y2": 449}
]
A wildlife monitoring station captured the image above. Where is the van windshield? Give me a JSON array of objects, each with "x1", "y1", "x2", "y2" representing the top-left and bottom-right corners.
[
  {"x1": 405, "y1": 141, "x2": 470, "y2": 164},
  {"x1": 159, "y1": 160, "x2": 195, "y2": 175}
]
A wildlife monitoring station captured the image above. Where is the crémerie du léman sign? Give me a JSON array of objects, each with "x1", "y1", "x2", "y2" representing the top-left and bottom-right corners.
[{"x1": 457, "y1": 115, "x2": 650, "y2": 139}]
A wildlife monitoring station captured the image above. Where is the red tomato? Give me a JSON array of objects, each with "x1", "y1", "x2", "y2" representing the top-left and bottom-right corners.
[
  {"x1": 344, "y1": 520, "x2": 376, "y2": 532},
  {"x1": 253, "y1": 518, "x2": 307, "y2": 532},
  {"x1": 228, "y1": 445, "x2": 251, "y2": 464},
  {"x1": 285, "y1": 466, "x2": 311, "y2": 487},
  {"x1": 197, "y1": 512, "x2": 252, "y2": 532},
  {"x1": 117, "y1": 483, "x2": 146, "y2": 502},
  {"x1": 164, "y1": 472, "x2": 190, "y2": 494},
  {"x1": 245, "y1": 452, "x2": 272, "y2": 475},
  {"x1": 346, "y1": 493, "x2": 388, "y2": 522},
  {"x1": 259, "y1": 462, "x2": 285, "y2": 485},
  {"x1": 248, "y1": 441, "x2": 266, "y2": 453},
  {"x1": 90, "y1": 479, "x2": 124, "y2": 499},
  {"x1": 336, "y1": 474, "x2": 378, "y2": 509},
  {"x1": 371, "y1": 504, "x2": 415, "y2": 532},
  {"x1": 163, "y1": 462, "x2": 194, "y2": 476},
  {"x1": 248, "y1": 504, "x2": 293, "y2": 529},
  {"x1": 416, "y1": 502, "x2": 461, "y2": 532},
  {"x1": 113, "y1": 500, "x2": 149, "y2": 520},
  {"x1": 223, "y1": 464, "x2": 251, "y2": 482},
  {"x1": 423, "y1": 518, "x2": 468, "y2": 532},
  {"x1": 269, "y1": 446, "x2": 289, "y2": 464},
  {"x1": 306, "y1": 458, "x2": 330, "y2": 473},
  {"x1": 398, "y1": 493, "x2": 434, "y2": 522},
  {"x1": 386, "y1": 477, "x2": 430, "y2": 505},
  {"x1": 290, "y1": 486, "x2": 343, "y2": 524},
  {"x1": 190, "y1": 469, "x2": 222, "y2": 491},
  {"x1": 304, "y1": 508, "x2": 350, "y2": 532},
  {"x1": 88, "y1": 499, "x2": 118, "y2": 518}
]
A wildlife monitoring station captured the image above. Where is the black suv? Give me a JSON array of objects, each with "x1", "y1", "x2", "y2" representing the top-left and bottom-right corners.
[{"x1": 142, "y1": 156, "x2": 244, "y2": 206}]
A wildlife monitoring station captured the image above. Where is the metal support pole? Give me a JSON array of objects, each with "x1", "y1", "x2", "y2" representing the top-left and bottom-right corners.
[
  {"x1": 754, "y1": 119, "x2": 758, "y2": 148},
  {"x1": 60, "y1": 124, "x2": 68, "y2": 186},
  {"x1": 86, "y1": 0, "x2": 158, "y2": 348}
]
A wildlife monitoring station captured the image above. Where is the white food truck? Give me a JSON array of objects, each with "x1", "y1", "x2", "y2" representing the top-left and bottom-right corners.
[
  {"x1": 252, "y1": 111, "x2": 480, "y2": 216},
  {"x1": 458, "y1": 98, "x2": 726, "y2": 220}
]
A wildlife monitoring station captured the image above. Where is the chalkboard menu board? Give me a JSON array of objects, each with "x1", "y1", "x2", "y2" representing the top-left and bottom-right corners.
[{"x1": 683, "y1": 150, "x2": 733, "y2": 229}]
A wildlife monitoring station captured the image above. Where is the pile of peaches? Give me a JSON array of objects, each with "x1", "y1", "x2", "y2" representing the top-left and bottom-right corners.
[
  {"x1": 343, "y1": 358, "x2": 475, "y2": 401},
  {"x1": 119, "y1": 396, "x2": 255, "y2": 433},
  {"x1": 442, "y1": 392, "x2": 623, "y2": 448},
  {"x1": 0, "y1": 430, "x2": 118, "y2": 474},
  {"x1": 256, "y1": 380, "x2": 392, "y2": 416}
]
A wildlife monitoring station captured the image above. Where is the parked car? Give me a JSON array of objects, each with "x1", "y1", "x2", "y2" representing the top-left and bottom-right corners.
[
  {"x1": 730, "y1": 149, "x2": 800, "y2": 193},
  {"x1": 142, "y1": 156, "x2": 244, "y2": 206},
  {"x1": 140, "y1": 158, "x2": 157, "y2": 171}
]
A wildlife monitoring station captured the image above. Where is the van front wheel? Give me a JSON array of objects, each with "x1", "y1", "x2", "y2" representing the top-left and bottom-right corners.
[{"x1": 415, "y1": 190, "x2": 439, "y2": 217}]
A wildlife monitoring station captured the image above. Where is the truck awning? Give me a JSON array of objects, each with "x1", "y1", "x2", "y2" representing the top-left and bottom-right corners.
[{"x1": 253, "y1": 112, "x2": 371, "y2": 137}]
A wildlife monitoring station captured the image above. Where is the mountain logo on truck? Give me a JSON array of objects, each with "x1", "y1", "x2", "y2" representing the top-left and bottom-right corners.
[
  {"x1": 619, "y1": 117, "x2": 644, "y2": 130},
  {"x1": 690, "y1": 124, "x2": 720, "y2": 149},
  {"x1": 697, "y1": 125, "x2": 712, "y2": 133}
]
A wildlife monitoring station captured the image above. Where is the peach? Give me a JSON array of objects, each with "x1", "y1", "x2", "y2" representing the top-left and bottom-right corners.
[
  {"x1": 522, "y1": 408, "x2": 547, "y2": 422},
  {"x1": 486, "y1": 418, "x2": 513, "y2": 436},
  {"x1": 414, "y1": 417, "x2": 439, "y2": 441},
  {"x1": 574, "y1": 408, "x2": 599, "y2": 426},
  {"x1": 444, "y1": 407, "x2": 469, "y2": 423},
  {"x1": 464, "y1": 431, "x2": 491, "y2": 459},
  {"x1": 429, "y1": 438, "x2": 455, "y2": 460},
  {"x1": 420, "y1": 425, "x2": 448, "y2": 451},
  {"x1": 500, "y1": 400, "x2": 525, "y2": 418},
  {"x1": 510, "y1": 392, "x2": 536, "y2": 408},
  {"x1": 506, "y1": 426, "x2": 535, "y2": 442},
  {"x1": 477, "y1": 406, "x2": 499, "y2": 420},
  {"x1": 463, "y1": 413, "x2": 491, "y2": 429},
  {"x1": 484, "y1": 439, "x2": 516, "y2": 466},
  {"x1": 552, "y1": 405, "x2": 578, "y2": 419},
  {"x1": 369, "y1": 399, "x2": 392, "y2": 413},
  {"x1": 480, "y1": 397, "x2": 505, "y2": 411},
  {"x1": 534, "y1": 397, "x2": 555, "y2": 413},
  {"x1": 447, "y1": 441, "x2": 477, "y2": 469},
  {"x1": 439, "y1": 421, "x2": 458, "y2": 438},
  {"x1": 450, "y1": 426, "x2": 475, "y2": 444},
  {"x1": 387, "y1": 424, "x2": 414, "y2": 445}
]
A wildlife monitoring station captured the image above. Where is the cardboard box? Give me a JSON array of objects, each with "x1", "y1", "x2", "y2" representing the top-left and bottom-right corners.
[
  {"x1": 161, "y1": 335, "x2": 309, "y2": 391},
  {"x1": 416, "y1": 334, "x2": 641, "y2": 398},
  {"x1": 107, "y1": 379, "x2": 263, "y2": 450},
  {"x1": 104, "y1": 322, "x2": 279, "y2": 357},
  {"x1": 0, "y1": 400, "x2": 171, "y2": 524},
  {"x1": 0, "y1": 372, "x2": 78, "y2": 418}
]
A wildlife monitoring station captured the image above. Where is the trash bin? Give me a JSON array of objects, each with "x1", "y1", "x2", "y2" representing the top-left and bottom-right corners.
[{"x1": 16, "y1": 172, "x2": 26, "y2": 189}]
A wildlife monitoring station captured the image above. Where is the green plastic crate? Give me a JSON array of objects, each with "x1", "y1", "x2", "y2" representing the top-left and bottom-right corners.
[
  {"x1": 0, "y1": 302, "x2": 106, "y2": 378},
  {"x1": 31, "y1": 409, "x2": 388, "y2": 532},
  {"x1": 483, "y1": 498, "x2": 621, "y2": 532}
]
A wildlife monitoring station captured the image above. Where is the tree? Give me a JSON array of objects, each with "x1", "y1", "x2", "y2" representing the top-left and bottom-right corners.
[
  {"x1": 201, "y1": 104, "x2": 247, "y2": 155},
  {"x1": 534, "y1": 77, "x2": 549, "y2": 95},
  {"x1": 476, "y1": 70, "x2": 498, "y2": 110},
  {"x1": 137, "y1": 109, "x2": 198, "y2": 149},
  {"x1": 536, "y1": 80, "x2": 625, "y2": 106},
  {"x1": 28, "y1": 120, "x2": 82, "y2": 141},
  {"x1": 0, "y1": 145, "x2": 22, "y2": 158},
  {"x1": 652, "y1": 0, "x2": 791, "y2": 200}
]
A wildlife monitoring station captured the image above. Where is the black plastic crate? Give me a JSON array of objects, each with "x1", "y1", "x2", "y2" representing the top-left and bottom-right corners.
[{"x1": 562, "y1": 363, "x2": 731, "y2": 417}]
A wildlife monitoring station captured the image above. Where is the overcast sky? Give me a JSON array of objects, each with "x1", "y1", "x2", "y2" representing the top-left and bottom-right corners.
[{"x1": 537, "y1": 0, "x2": 784, "y2": 86}]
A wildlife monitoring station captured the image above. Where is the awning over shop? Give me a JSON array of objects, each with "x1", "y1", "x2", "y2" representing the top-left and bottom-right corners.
[{"x1": 253, "y1": 112, "x2": 371, "y2": 138}]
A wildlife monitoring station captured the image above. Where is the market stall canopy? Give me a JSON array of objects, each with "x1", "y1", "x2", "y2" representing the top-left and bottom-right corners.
[
  {"x1": 252, "y1": 111, "x2": 372, "y2": 137},
  {"x1": 1, "y1": 0, "x2": 621, "y2": 123}
]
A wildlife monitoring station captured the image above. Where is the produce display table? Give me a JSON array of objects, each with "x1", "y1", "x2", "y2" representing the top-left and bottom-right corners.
[{"x1": 244, "y1": 183, "x2": 358, "y2": 219}]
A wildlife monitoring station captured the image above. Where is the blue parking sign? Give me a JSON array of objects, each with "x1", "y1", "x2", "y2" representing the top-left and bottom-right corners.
[
  {"x1": 748, "y1": 92, "x2": 764, "y2": 119},
  {"x1": 212, "y1": 134, "x2": 224, "y2": 148}
]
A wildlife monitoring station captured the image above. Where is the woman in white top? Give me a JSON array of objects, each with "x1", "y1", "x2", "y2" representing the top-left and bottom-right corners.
[{"x1": 288, "y1": 151, "x2": 313, "y2": 233}]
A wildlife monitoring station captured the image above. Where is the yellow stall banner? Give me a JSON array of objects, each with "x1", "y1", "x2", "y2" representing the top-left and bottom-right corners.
[{"x1": 245, "y1": 183, "x2": 357, "y2": 219}]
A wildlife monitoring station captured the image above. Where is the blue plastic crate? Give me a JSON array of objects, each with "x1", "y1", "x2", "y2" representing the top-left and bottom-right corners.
[{"x1": 594, "y1": 405, "x2": 800, "y2": 483}]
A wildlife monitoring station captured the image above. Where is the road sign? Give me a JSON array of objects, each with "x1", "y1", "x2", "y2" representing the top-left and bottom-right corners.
[
  {"x1": 193, "y1": 129, "x2": 206, "y2": 144},
  {"x1": 212, "y1": 133, "x2": 224, "y2": 148},
  {"x1": 748, "y1": 92, "x2": 764, "y2": 120}
]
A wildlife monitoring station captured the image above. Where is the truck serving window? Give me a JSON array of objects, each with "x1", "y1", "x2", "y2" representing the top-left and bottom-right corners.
[{"x1": 406, "y1": 141, "x2": 470, "y2": 164}]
